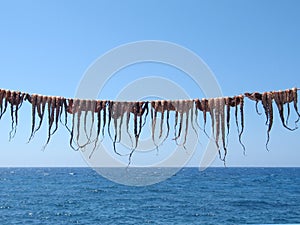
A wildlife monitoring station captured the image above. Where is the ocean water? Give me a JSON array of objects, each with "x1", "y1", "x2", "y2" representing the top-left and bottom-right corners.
[{"x1": 0, "y1": 167, "x2": 299, "y2": 225}]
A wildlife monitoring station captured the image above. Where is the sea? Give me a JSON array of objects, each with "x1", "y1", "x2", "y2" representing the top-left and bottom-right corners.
[{"x1": 0, "y1": 167, "x2": 299, "y2": 225}]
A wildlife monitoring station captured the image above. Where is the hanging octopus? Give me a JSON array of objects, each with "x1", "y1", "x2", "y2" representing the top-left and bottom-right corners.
[
  {"x1": 126, "y1": 101, "x2": 148, "y2": 164},
  {"x1": 74, "y1": 99, "x2": 95, "y2": 149},
  {"x1": 245, "y1": 87, "x2": 299, "y2": 150},
  {"x1": 272, "y1": 89, "x2": 297, "y2": 131},
  {"x1": 195, "y1": 95, "x2": 245, "y2": 161},
  {"x1": 172, "y1": 100, "x2": 194, "y2": 149},
  {"x1": 24, "y1": 94, "x2": 70, "y2": 150},
  {"x1": 5, "y1": 91, "x2": 26, "y2": 140},
  {"x1": 150, "y1": 100, "x2": 176, "y2": 147},
  {"x1": 204, "y1": 97, "x2": 228, "y2": 160},
  {"x1": 108, "y1": 101, "x2": 126, "y2": 155},
  {"x1": 88, "y1": 100, "x2": 107, "y2": 158}
]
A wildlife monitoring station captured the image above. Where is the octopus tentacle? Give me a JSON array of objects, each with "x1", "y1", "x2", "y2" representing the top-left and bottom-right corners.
[
  {"x1": 174, "y1": 100, "x2": 184, "y2": 142},
  {"x1": 102, "y1": 101, "x2": 107, "y2": 138},
  {"x1": 61, "y1": 98, "x2": 71, "y2": 132},
  {"x1": 12, "y1": 92, "x2": 22, "y2": 139},
  {"x1": 261, "y1": 92, "x2": 269, "y2": 126},
  {"x1": 225, "y1": 97, "x2": 232, "y2": 146},
  {"x1": 33, "y1": 95, "x2": 44, "y2": 135},
  {"x1": 208, "y1": 98, "x2": 215, "y2": 138},
  {"x1": 137, "y1": 101, "x2": 144, "y2": 137},
  {"x1": 117, "y1": 102, "x2": 126, "y2": 143},
  {"x1": 194, "y1": 99, "x2": 201, "y2": 130},
  {"x1": 201, "y1": 99, "x2": 208, "y2": 135},
  {"x1": 8, "y1": 91, "x2": 15, "y2": 140},
  {"x1": 214, "y1": 98, "x2": 221, "y2": 159},
  {"x1": 220, "y1": 97, "x2": 227, "y2": 160},
  {"x1": 83, "y1": 100, "x2": 92, "y2": 140},
  {"x1": 8, "y1": 91, "x2": 19, "y2": 140},
  {"x1": 174, "y1": 101, "x2": 179, "y2": 141},
  {"x1": 259, "y1": 92, "x2": 273, "y2": 150},
  {"x1": 234, "y1": 96, "x2": 240, "y2": 135},
  {"x1": 182, "y1": 101, "x2": 190, "y2": 149},
  {"x1": 238, "y1": 95, "x2": 246, "y2": 154},
  {"x1": 125, "y1": 102, "x2": 133, "y2": 148},
  {"x1": 274, "y1": 90, "x2": 284, "y2": 127},
  {"x1": 142, "y1": 101, "x2": 149, "y2": 128},
  {"x1": 13, "y1": 92, "x2": 24, "y2": 137},
  {"x1": 133, "y1": 102, "x2": 139, "y2": 149},
  {"x1": 90, "y1": 100, "x2": 97, "y2": 139},
  {"x1": 68, "y1": 99, "x2": 79, "y2": 151},
  {"x1": 164, "y1": 103, "x2": 171, "y2": 143},
  {"x1": 111, "y1": 101, "x2": 123, "y2": 155},
  {"x1": 0, "y1": 89, "x2": 6, "y2": 118},
  {"x1": 95, "y1": 100, "x2": 102, "y2": 142},
  {"x1": 76, "y1": 99, "x2": 90, "y2": 149},
  {"x1": 265, "y1": 92, "x2": 274, "y2": 150},
  {"x1": 285, "y1": 90, "x2": 291, "y2": 125},
  {"x1": 182, "y1": 103, "x2": 189, "y2": 149},
  {"x1": 127, "y1": 102, "x2": 141, "y2": 165},
  {"x1": 107, "y1": 101, "x2": 114, "y2": 142},
  {"x1": 190, "y1": 100, "x2": 198, "y2": 136},
  {"x1": 89, "y1": 100, "x2": 104, "y2": 158},
  {"x1": 112, "y1": 103, "x2": 119, "y2": 155},
  {"x1": 51, "y1": 96, "x2": 62, "y2": 136},
  {"x1": 28, "y1": 94, "x2": 38, "y2": 142},
  {"x1": 128, "y1": 101, "x2": 148, "y2": 164},
  {"x1": 151, "y1": 101, "x2": 159, "y2": 146},
  {"x1": 42, "y1": 97, "x2": 54, "y2": 149},
  {"x1": 159, "y1": 101, "x2": 165, "y2": 139},
  {"x1": 49, "y1": 97, "x2": 56, "y2": 135},
  {"x1": 88, "y1": 100, "x2": 96, "y2": 142},
  {"x1": 1, "y1": 90, "x2": 11, "y2": 120},
  {"x1": 292, "y1": 88, "x2": 300, "y2": 124}
]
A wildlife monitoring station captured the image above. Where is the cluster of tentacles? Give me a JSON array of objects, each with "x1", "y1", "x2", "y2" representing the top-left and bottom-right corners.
[
  {"x1": 0, "y1": 87, "x2": 299, "y2": 163},
  {"x1": 245, "y1": 87, "x2": 300, "y2": 150},
  {"x1": 194, "y1": 95, "x2": 246, "y2": 161}
]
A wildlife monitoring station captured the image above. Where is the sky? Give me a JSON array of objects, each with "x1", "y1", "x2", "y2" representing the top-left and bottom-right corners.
[{"x1": 0, "y1": 0, "x2": 299, "y2": 167}]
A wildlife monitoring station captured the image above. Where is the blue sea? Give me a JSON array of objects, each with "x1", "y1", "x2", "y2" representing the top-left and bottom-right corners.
[{"x1": 0, "y1": 167, "x2": 299, "y2": 225}]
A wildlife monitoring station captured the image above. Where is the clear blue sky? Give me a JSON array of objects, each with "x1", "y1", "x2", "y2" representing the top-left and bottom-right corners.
[{"x1": 0, "y1": 0, "x2": 299, "y2": 167}]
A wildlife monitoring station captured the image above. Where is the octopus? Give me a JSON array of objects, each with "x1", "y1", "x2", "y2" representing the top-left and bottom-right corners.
[
  {"x1": 151, "y1": 100, "x2": 176, "y2": 147},
  {"x1": 88, "y1": 100, "x2": 107, "y2": 158},
  {"x1": 5, "y1": 91, "x2": 25, "y2": 140},
  {"x1": 273, "y1": 90, "x2": 296, "y2": 131},
  {"x1": 74, "y1": 99, "x2": 96, "y2": 149},
  {"x1": 171, "y1": 100, "x2": 195, "y2": 149},
  {"x1": 197, "y1": 95, "x2": 245, "y2": 161},
  {"x1": 200, "y1": 98, "x2": 209, "y2": 137},
  {"x1": 107, "y1": 101, "x2": 124, "y2": 155},
  {"x1": 245, "y1": 88, "x2": 299, "y2": 150},
  {"x1": 42, "y1": 96, "x2": 66, "y2": 150},
  {"x1": 68, "y1": 98, "x2": 80, "y2": 151},
  {"x1": 127, "y1": 101, "x2": 148, "y2": 164},
  {"x1": 205, "y1": 97, "x2": 228, "y2": 161},
  {"x1": 244, "y1": 92, "x2": 262, "y2": 115},
  {"x1": 235, "y1": 95, "x2": 246, "y2": 154}
]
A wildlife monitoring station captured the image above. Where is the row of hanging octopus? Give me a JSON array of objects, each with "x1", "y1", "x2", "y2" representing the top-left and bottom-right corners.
[{"x1": 0, "y1": 87, "x2": 299, "y2": 163}]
